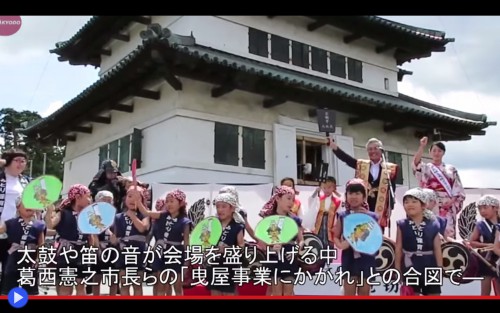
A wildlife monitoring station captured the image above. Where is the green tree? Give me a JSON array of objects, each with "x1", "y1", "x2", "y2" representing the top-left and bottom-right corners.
[{"x1": 0, "y1": 108, "x2": 65, "y2": 181}]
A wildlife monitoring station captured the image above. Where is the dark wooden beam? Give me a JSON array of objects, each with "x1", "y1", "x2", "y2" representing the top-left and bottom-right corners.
[
  {"x1": 134, "y1": 16, "x2": 151, "y2": 25},
  {"x1": 448, "y1": 135, "x2": 472, "y2": 141},
  {"x1": 134, "y1": 90, "x2": 160, "y2": 100},
  {"x1": 383, "y1": 122, "x2": 406, "y2": 132},
  {"x1": 307, "y1": 21, "x2": 326, "y2": 32},
  {"x1": 211, "y1": 85, "x2": 235, "y2": 98},
  {"x1": 348, "y1": 116, "x2": 371, "y2": 125},
  {"x1": 344, "y1": 34, "x2": 362, "y2": 44},
  {"x1": 111, "y1": 103, "x2": 134, "y2": 113},
  {"x1": 308, "y1": 109, "x2": 317, "y2": 117},
  {"x1": 414, "y1": 130, "x2": 472, "y2": 142},
  {"x1": 470, "y1": 130, "x2": 486, "y2": 136},
  {"x1": 65, "y1": 135, "x2": 77, "y2": 142},
  {"x1": 111, "y1": 33, "x2": 130, "y2": 42},
  {"x1": 398, "y1": 68, "x2": 413, "y2": 82},
  {"x1": 263, "y1": 98, "x2": 286, "y2": 108},
  {"x1": 163, "y1": 72, "x2": 182, "y2": 91},
  {"x1": 100, "y1": 49, "x2": 112, "y2": 56},
  {"x1": 376, "y1": 44, "x2": 393, "y2": 54},
  {"x1": 70, "y1": 126, "x2": 92, "y2": 134},
  {"x1": 396, "y1": 50, "x2": 432, "y2": 62},
  {"x1": 88, "y1": 116, "x2": 111, "y2": 124}
]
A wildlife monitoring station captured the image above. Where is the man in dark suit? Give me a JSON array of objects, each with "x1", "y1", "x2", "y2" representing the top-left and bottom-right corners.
[{"x1": 329, "y1": 138, "x2": 398, "y2": 232}]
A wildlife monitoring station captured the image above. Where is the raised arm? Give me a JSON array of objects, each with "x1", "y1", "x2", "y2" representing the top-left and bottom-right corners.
[
  {"x1": 44, "y1": 205, "x2": 61, "y2": 230},
  {"x1": 329, "y1": 140, "x2": 357, "y2": 169},
  {"x1": 412, "y1": 137, "x2": 428, "y2": 172},
  {"x1": 126, "y1": 209, "x2": 150, "y2": 233},
  {"x1": 137, "y1": 200, "x2": 162, "y2": 220}
]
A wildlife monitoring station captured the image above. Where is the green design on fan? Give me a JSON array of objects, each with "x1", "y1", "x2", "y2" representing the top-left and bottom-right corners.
[
  {"x1": 255, "y1": 215, "x2": 299, "y2": 245},
  {"x1": 190, "y1": 217, "x2": 223, "y2": 249},
  {"x1": 21, "y1": 175, "x2": 63, "y2": 210}
]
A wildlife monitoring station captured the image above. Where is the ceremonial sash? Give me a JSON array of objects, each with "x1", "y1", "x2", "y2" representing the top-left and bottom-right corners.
[
  {"x1": 429, "y1": 164, "x2": 453, "y2": 198},
  {"x1": 313, "y1": 195, "x2": 341, "y2": 242},
  {"x1": 356, "y1": 160, "x2": 397, "y2": 218}
]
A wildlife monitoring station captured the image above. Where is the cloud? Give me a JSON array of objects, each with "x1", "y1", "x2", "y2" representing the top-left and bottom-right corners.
[
  {"x1": 0, "y1": 16, "x2": 91, "y2": 65},
  {"x1": 41, "y1": 100, "x2": 63, "y2": 118},
  {"x1": 398, "y1": 79, "x2": 500, "y2": 187},
  {"x1": 386, "y1": 16, "x2": 500, "y2": 97}
]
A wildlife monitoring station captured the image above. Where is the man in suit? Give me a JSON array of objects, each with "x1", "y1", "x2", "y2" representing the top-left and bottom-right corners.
[{"x1": 329, "y1": 138, "x2": 398, "y2": 231}]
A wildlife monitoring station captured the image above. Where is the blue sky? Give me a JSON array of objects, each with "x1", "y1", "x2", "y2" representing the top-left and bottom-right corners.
[{"x1": 1, "y1": 16, "x2": 498, "y2": 188}]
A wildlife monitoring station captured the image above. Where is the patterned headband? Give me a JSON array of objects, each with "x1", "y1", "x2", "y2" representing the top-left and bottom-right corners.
[
  {"x1": 345, "y1": 178, "x2": 369, "y2": 210},
  {"x1": 219, "y1": 186, "x2": 242, "y2": 208},
  {"x1": 259, "y1": 185, "x2": 295, "y2": 217},
  {"x1": 478, "y1": 195, "x2": 500, "y2": 207},
  {"x1": 346, "y1": 178, "x2": 367, "y2": 189},
  {"x1": 214, "y1": 193, "x2": 239, "y2": 208},
  {"x1": 155, "y1": 198, "x2": 166, "y2": 211},
  {"x1": 403, "y1": 188, "x2": 428, "y2": 204},
  {"x1": 59, "y1": 184, "x2": 90, "y2": 209},
  {"x1": 166, "y1": 189, "x2": 186, "y2": 205},
  {"x1": 422, "y1": 188, "x2": 437, "y2": 203}
]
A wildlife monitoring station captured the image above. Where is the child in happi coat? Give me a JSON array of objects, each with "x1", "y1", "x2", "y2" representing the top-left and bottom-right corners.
[
  {"x1": 422, "y1": 188, "x2": 448, "y2": 238},
  {"x1": 333, "y1": 178, "x2": 377, "y2": 296},
  {"x1": 219, "y1": 186, "x2": 263, "y2": 295},
  {"x1": 306, "y1": 176, "x2": 342, "y2": 249},
  {"x1": 0, "y1": 197, "x2": 46, "y2": 295},
  {"x1": 219, "y1": 186, "x2": 259, "y2": 243},
  {"x1": 395, "y1": 188, "x2": 443, "y2": 296},
  {"x1": 92, "y1": 191, "x2": 118, "y2": 296},
  {"x1": 468, "y1": 195, "x2": 500, "y2": 295},
  {"x1": 206, "y1": 193, "x2": 245, "y2": 296},
  {"x1": 45, "y1": 184, "x2": 96, "y2": 296},
  {"x1": 114, "y1": 186, "x2": 150, "y2": 296},
  {"x1": 280, "y1": 178, "x2": 303, "y2": 217},
  {"x1": 138, "y1": 189, "x2": 192, "y2": 296},
  {"x1": 261, "y1": 186, "x2": 304, "y2": 296}
]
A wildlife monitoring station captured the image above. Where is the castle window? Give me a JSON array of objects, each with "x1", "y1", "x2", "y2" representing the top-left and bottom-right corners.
[
  {"x1": 214, "y1": 122, "x2": 266, "y2": 170},
  {"x1": 330, "y1": 52, "x2": 346, "y2": 79},
  {"x1": 271, "y1": 34, "x2": 289, "y2": 63},
  {"x1": 98, "y1": 131, "x2": 140, "y2": 172},
  {"x1": 347, "y1": 58, "x2": 363, "y2": 83},
  {"x1": 291, "y1": 41, "x2": 309, "y2": 69},
  {"x1": 242, "y1": 127, "x2": 265, "y2": 169},
  {"x1": 311, "y1": 47, "x2": 328, "y2": 74},
  {"x1": 214, "y1": 122, "x2": 239, "y2": 166},
  {"x1": 249, "y1": 28, "x2": 269, "y2": 58}
]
